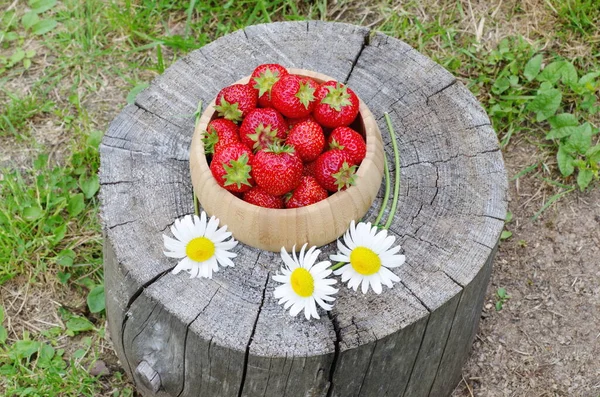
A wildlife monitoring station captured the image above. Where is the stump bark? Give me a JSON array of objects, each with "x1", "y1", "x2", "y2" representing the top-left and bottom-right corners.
[{"x1": 100, "y1": 21, "x2": 507, "y2": 397}]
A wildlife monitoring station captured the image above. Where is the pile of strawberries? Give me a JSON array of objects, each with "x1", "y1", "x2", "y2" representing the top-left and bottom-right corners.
[{"x1": 204, "y1": 63, "x2": 367, "y2": 209}]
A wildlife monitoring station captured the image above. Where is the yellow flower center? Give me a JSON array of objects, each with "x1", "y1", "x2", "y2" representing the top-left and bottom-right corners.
[
  {"x1": 185, "y1": 237, "x2": 215, "y2": 262},
  {"x1": 290, "y1": 268, "x2": 314, "y2": 297},
  {"x1": 350, "y1": 247, "x2": 381, "y2": 275}
]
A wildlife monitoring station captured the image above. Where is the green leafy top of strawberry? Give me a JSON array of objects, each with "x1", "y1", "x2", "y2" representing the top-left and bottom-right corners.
[
  {"x1": 264, "y1": 141, "x2": 295, "y2": 154},
  {"x1": 332, "y1": 161, "x2": 357, "y2": 191},
  {"x1": 295, "y1": 80, "x2": 316, "y2": 109},
  {"x1": 202, "y1": 126, "x2": 220, "y2": 154},
  {"x1": 223, "y1": 153, "x2": 252, "y2": 189},
  {"x1": 214, "y1": 98, "x2": 243, "y2": 122},
  {"x1": 253, "y1": 68, "x2": 282, "y2": 98},
  {"x1": 320, "y1": 83, "x2": 353, "y2": 112},
  {"x1": 329, "y1": 138, "x2": 345, "y2": 151},
  {"x1": 247, "y1": 123, "x2": 280, "y2": 151}
]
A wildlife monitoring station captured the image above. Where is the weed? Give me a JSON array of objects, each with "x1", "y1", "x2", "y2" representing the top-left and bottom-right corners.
[
  {"x1": 0, "y1": 90, "x2": 55, "y2": 137},
  {"x1": 495, "y1": 287, "x2": 510, "y2": 311}
]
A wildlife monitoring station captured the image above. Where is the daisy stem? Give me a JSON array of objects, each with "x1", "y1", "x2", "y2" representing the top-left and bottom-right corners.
[
  {"x1": 374, "y1": 150, "x2": 391, "y2": 228},
  {"x1": 330, "y1": 261, "x2": 346, "y2": 271},
  {"x1": 193, "y1": 191, "x2": 199, "y2": 216},
  {"x1": 383, "y1": 113, "x2": 401, "y2": 230}
]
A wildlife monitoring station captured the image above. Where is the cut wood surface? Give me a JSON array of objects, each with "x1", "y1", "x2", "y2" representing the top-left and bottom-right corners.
[{"x1": 100, "y1": 21, "x2": 507, "y2": 397}]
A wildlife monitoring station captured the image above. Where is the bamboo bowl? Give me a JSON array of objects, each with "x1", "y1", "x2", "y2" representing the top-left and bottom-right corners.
[{"x1": 189, "y1": 69, "x2": 384, "y2": 252}]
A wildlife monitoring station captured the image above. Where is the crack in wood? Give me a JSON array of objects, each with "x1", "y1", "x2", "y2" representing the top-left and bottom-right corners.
[
  {"x1": 425, "y1": 79, "x2": 457, "y2": 105},
  {"x1": 344, "y1": 31, "x2": 371, "y2": 85},
  {"x1": 237, "y1": 267, "x2": 268, "y2": 397},
  {"x1": 325, "y1": 312, "x2": 341, "y2": 397}
]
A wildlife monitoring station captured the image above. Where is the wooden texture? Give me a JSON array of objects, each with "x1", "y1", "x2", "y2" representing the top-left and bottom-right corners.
[
  {"x1": 190, "y1": 68, "x2": 384, "y2": 252},
  {"x1": 100, "y1": 21, "x2": 507, "y2": 397}
]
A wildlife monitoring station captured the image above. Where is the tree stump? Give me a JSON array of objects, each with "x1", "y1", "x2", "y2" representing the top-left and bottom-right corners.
[{"x1": 99, "y1": 21, "x2": 507, "y2": 397}]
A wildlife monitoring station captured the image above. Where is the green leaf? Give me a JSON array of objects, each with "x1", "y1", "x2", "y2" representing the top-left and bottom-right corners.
[
  {"x1": 73, "y1": 348, "x2": 87, "y2": 359},
  {"x1": 31, "y1": 19, "x2": 57, "y2": 35},
  {"x1": 87, "y1": 130, "x2": 103, "y2": 148},
  {"x1": 578, "y1": 71, "x2": 600, "y2": 92},
  {"x1": 0, "y1": 305, "x2": 4, "y2": 323},
  {"x1": 25, "y1": 49, "x2": 36, "y2": 58},
  {"x1": 505, "y1": 211, "x2": 513, "y2": 223},
  {"x1": 126, "y1": 83, "x2": 149, "y2": 105},
  {"x1": 557, "y1": 146, "x2": 575, "y2": 176},
  {"x1": 538, "y1": 60, "x2": 578, "y2": 86},
  {"x1": 0, "y1": 326, "x2": 7, "y2": 344},
  {"x1": 492, "y1": 77, "x2": 510, "y2": 94},
  {"x1": 586, "y1": 145, "x2": 600, "y2": 163},
  {"x1": 497, "y1": 287, "x2": 507, "y2": 299},
  {"x1": 66, "y1": 317, "x2": 94, "y2": 333},
  {"x1": 527, "y1": 88, "x2": 562, "y2": 122},
  {"x1": 56, "y1": 249, "x2": 75, "y2": 267},
  {"x1": 11, "y1": 340, "x2": 40, "y2": 360},
  {"x1": 52, "y1": 223, "x2": 67, "y2": 245},
  {"x1": 523, "y1": 54, "x2": 543, "y2": 81},
  {"x1": 500, "y1": 230, "x2": 512, "y2": 240},
  {"x1": 23, "y1": 58, "x2": 32, "y2": 69},
  {"x1": 29, "y1": 0, "x2": 57, "y2": 13},
  {"x1": 548, "y1": 113, "x2": 579, "y2": 129},
  {"x1": 2, "y1": 10, "x2": 17, "y2": 29},
  {"x1": 577, "y1": 168, "x2": 593, "y2": 191},
  {"x1": 87, "y1": 285, "x2": 105, "y2": 313},
  {"x1": 495, "y1": 301, "x2": 503, "y2": 311},
  {"x1": 57, "y1": 272, "x2": 71, "y2": 284},
  {"x1": 22, "y1": 205, "x2": 43, "y2": 221},
  {"x1": 546, "y1": 125, "x2": 580, "y2": 140},
  {"x1": 9, "y1": 48, "x2": 25, "y2": 65},
  {"x1": 67, "y1": 193, "x2": 85, "y2": 217},
  {"x1": 79, "y1": 175, "x2": 99, "y2": 199},
  {"x1": 565, "y1": 123, "x2": 593, "y2": 154},
  {"x1": 37, "y1": 343, "x2": 55, "y2": 368},
  {"x1": 21, "y1": 11, "x2": 39, "y2": 30}
]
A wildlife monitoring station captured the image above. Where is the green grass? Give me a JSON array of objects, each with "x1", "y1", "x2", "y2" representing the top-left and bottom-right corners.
[{"x1": 0, "y1": 0, "x2": 599, "y2": 394}]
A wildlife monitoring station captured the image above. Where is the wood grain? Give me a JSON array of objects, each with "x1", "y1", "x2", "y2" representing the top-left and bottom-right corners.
[{"x1": 100, "y1": 21, "x2": 507, "y2": 397}]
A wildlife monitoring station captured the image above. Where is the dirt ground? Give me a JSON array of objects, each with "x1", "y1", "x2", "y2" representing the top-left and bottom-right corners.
[{"x1": 452, "y1": 141, "x2": 600, "y2": 397}]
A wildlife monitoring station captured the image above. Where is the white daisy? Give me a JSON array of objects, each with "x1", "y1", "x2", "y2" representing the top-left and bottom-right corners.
[
  {"x1": 330, "y1": 221, "x2": 405, "y2": 294},
  {"x1": 273, "y1": 244, "x2": 338, "y2": 320},
  {"x1": 163, "y1": 212, "x2": 238, "y2": 279}
]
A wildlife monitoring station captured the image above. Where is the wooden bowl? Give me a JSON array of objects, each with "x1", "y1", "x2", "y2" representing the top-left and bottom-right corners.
[{"x1": 190, "y1": 68, "x2": 384, "y2": 252}]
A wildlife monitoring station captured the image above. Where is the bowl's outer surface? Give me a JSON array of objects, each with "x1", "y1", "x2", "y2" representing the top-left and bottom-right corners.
[{"x1": 190, "y1": 68, "x2": 384, "y2": 252}]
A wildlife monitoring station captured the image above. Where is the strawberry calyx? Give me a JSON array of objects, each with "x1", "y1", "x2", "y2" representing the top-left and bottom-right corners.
[
  {"x1": 295, "y1": 81, "x2": 316, "y2": 109},
  {"x1": 329, "y1": 138, "x2": 345, "y2": 151},
  {"x1": 214, "y1": 98, "x2": 243, "y2": 122},
  {"x1": 332, "y1": 161, "x2": 357, "y2": 191},
  {"x1": 321, "y1": 83, "x2": 352, "y2": 112},
  {"x1": 247, "y1": 123, "x2": 280, "y2": 151},
  {"x1": 264, "y1": 141, "x2": 295, "y2": 154},
  {"x1": 253, "y1": 68, "x2": 282, "y2": 98},
  {"x1": 223, "y1": 153, "x2": 253, "y2": 189},
  {"x1": 202, "y1": 126, "x2": 219, "y2": 154}
]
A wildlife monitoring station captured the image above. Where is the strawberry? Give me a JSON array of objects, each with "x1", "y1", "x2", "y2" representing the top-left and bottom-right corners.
[
  {"x1": 286, "y1": 114, "x2": 315, "y2": 130},
  {"x1": 285, "y1": 120, "x2": 325, "y2": 162},
  {"x1": 239, "y1": 108, "x2": 287, "y2": 151},
  {"x1": 249, "y1": 64, "x2": 288, "y2": 108},
  {"x1": 328, "y1": 126, "x2": 366, "y2": 165},
  {"x1": 313, "y1": 81, "x2": 360, "y2": 128},
  {"x1": 243, "y1": 186, "x2": 284, "y2": 209},
  {"x1": 210, "y1": 142, "x2": 254, "y2": 193},
  {"x1": 253, "y1": 143, "x2": 303, "y2": 196},
  {"x1": 271, "y1": 74, "x2": 318, "y2": 118},
  {"x1": 303, "y1": 160, "x2": 318, "y2": 178},
  {"x1": 285, "y1": 176, "x2": 329, "y2": 208},
  {"x1": 215, "y1": 84, "x2": 258, "y2": 122},
  {"x1": 202, "y1": 118, "x2": 240, "y2": 154},
  {"x1": 314, "y1": 149, "x2": 357, "y2": 192}
]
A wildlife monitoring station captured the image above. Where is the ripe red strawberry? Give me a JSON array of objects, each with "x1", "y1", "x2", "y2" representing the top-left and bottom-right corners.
[
  {"x1": 202, "y1": 118, "x2": 240, "y2": 154},
  {"x1": 215, "y1": 84, "x2": 258, "y2": 122},
  {"x1": 313, "y1": 81, "x2": 360, "y2": 128},
  {"x1": 303, "y1": 160, "x2": 318, "y2": 177},
  {"x1": 328, "y1": 126, "x2": 366, "y2": 165},
  {"x1": 286, "y1": 114, "x2": 315, "y2": 130},
  {"x1": 285, "y1": 120, "x2": 325, "y2": 162},
  {"x1": 314, "y1": 149, "x2": 357, "y2": 192},
  {"x1": 210, "y1": 142, "x2": 254, "y2": 193},
  {"x1": 253, "y1": 143, "x2": 303, "y2": 196},
  {"x1": 285, "y1": 176, "x2": 329, "y2": 208},
  {"x1": 271, "y1": 74, "x2": 318, "y2": 118},
  {"x1": 249, "y1": 64, "x2": 288, "y2": 108},
  {"x1": 243, "y1": 186, "x2": 284, "y2": 209},
  {"x1": 240, "y1": 108, "x2": 287, "y2": 151}
]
